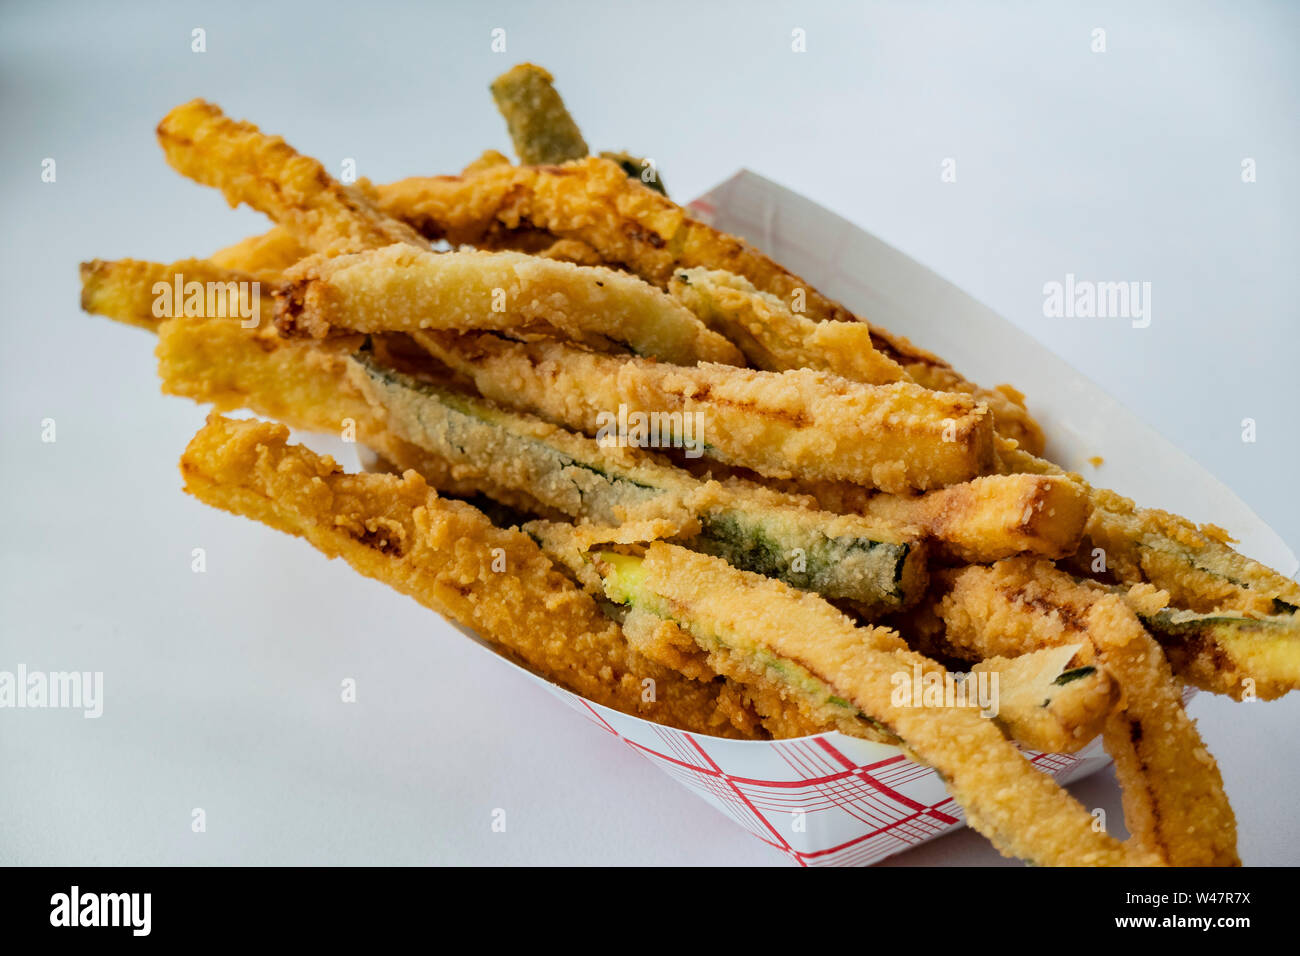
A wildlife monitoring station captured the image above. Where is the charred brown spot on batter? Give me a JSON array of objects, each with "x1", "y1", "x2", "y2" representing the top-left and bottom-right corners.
[
  {"x1": 622, "y1": 220, "x2": 666, "y2": 249},
  {"x1": 1129, "y1": 718, "x2": 1144, "y2": 744},
  {"x1": 1018, "y1": 485, "x2": 1050, "y2": 531},
  {"x1": 706, "y1": 395, "x2": 812, "y2": 429},
  {"x1": 1008, "y1": 586, "x2": 1088, "y2": 631},
  {"x1": 1179, "y1": 632, "x2": 1233, "y2": 676},
  {"x1": 349, "y1": 525, "x2": 405, "y2": 556}
]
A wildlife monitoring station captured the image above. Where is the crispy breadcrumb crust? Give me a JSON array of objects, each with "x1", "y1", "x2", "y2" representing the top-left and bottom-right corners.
[
  {"x1": 417, "y1": 331, "x2": 995, "y2": 492},
  {"x1": 158, "y1": 99, "x2": 429, "y2": 255},
  {"x1": 276, "y1": 243, "x2": 743, "y2": 366}
]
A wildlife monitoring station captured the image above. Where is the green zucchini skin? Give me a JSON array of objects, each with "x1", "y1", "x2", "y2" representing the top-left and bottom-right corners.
[
  {"x1": 352, "y1": 353, "x2": 923, "y2": 610},
  {"x1": 353, "y1": 352, "x2": 660, "y2": 523},
  {"x1": 597, "y1": 551, "x2": 894, "y2": 740},
  {"x1": 694, "y1": 511, "x2": 912, "y2": 605},
  {"x1": 1143, "y1": 606, "x2": 1298, "y2": 638},
  {"x1": 1138, "y1": 605, "x2": 1300, "y2": 700}
]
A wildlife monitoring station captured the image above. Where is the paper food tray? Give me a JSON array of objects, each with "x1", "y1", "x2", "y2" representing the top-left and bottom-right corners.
[{"x1": 374, "y1": 171, "x2": 1298, "y2": 867}]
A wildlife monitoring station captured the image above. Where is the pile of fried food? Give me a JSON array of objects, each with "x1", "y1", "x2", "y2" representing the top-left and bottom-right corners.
[{"x1": 81, "y1": 64, "x2": 1299, "y2": 867}]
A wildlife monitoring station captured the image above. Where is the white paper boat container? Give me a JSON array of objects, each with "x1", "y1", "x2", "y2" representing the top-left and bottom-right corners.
[{"x1": 395, "y1": 171, "x2": 1297, "y2": 866}]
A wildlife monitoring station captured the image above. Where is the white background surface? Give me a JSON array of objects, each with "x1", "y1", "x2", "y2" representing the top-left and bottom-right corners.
[{"x1": 1, "y1": 0, "x2": 1296, "y2": 866}]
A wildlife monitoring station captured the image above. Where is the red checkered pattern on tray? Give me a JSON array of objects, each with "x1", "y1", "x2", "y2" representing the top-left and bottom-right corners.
[{"x1": 540, "y1": 681, "x2": 1121, "y2": 867}]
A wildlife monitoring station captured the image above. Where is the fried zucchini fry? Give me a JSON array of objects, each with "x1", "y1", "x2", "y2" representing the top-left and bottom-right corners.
[
  {"x1": 669, "y1": 267, "x2": 906, "y2": 384},
  {"x1": 490, "y1": 63, "x2": 589, "y2": 165},
  {"x1": 275, "y1": 243, "x2": 744, "y2": 366},
  {"x1": 373, "y1": 157, "x2": 1044, "y2": 452},
  {"x1": 1133, "y1": 602, "x2": 1300, "y2": 702},
  {"x1": 861, "y1": 473, "x2": 1092, "y2": 562},
  {"x1": 416, "y1": 331, "x2": 996, "y2": 493},
  {"x1": 80, "y1": 257, "x2": 267, "y2": 332},
  {"x1": 972, "y1": 645, "x2": 1118, "y2": 754},
  {"x1": 939, "y1": 558, "x2": 1239, "y2": 867},
  {"x1": 157, "y1": 99, "x2": 429, "y2": 255},
  {"x1": 352, "y1": 355, "x2": 928, "y2": 611},
  {"x1": 489, "y1": 64, "x2": 668, "y2": 195},
  {"x1": 1086, "y1": 486, "x2": 1300, "y2": 615},
  {"x1": 576, "y1": 542, "x2": 1146, "y2": 865},
  {"x1": 180, "y1": 416, "x2": 749, "y2": 738},
  {"x1": 1000, "y1": 440, "x2": 1300, "y2": 614}
]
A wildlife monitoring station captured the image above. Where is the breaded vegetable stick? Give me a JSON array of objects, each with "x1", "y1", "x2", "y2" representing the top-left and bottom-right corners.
[
  {"x1": 157, "y1": 99, "x2": 429, "y2": 255},
  {"x1": 1133, "y1": 603, "x2": 1300, "y2": 702},
  {"x1": 79, "y1": 262, "x2": 918, "y2": 606},
  {"x1": 530, "y1": 519, "x2": 896, "y2": 743},
  {"x1": 416, "y1": 331, "x2": 996, "y2": 493},
  {"x1": 669, "y1": 267, "x2": 906, "y2": 384},
  {"x1": 972, "y1": 645, "x2": 1118, "y2": 754},
  {"x1": 180, "y1": 416, "x2": 749, "y2": 738},
  {"x1": 1087, "y1": 487, "x2": 1300, "y2": 616},
  {"x1": 80, "y1": 258, "x2": 266, "y2": 332},
  {"x1": 209, "y1": 226, "x2": 307, "y2": 279},
  {"x1": 739, "y1": 472, "x2": 1094, "y2": 564},
  {"x1": 489, "y1": 64, "x2": 668, "y2": 195},
  {"x1": 373, "y1": 157, "x2": 1044, "y2": 452},
  {"x1": 490, "y1": 63, "x2": 589, "y2": 165},
  {"x1": 861, "y1": 473, "x2": 1092, "y2": 562},
  {"x1": 577, "y1": 542, "x2": 1146, "y2": 865},
  {"x1": 275, "y1": 244, "x2": 744, "y2": 366},
  {"x1": 155, "y1": 318, "x2": 485, "y2": 501},
  {"x1": 939, "y1": 558, "x2": 1239, "y2": 867},
  {"x1": 352, "y1": 356, "x2": 928, "y2": 611}
]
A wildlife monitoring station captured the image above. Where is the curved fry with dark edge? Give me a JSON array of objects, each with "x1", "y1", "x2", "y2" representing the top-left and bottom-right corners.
[
  {"x1": 180, "y1": 415, "x2": 752, "y2": 738},
  {"x1": 157, "y1": 99, "x2": 429, "y2": 255}
]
